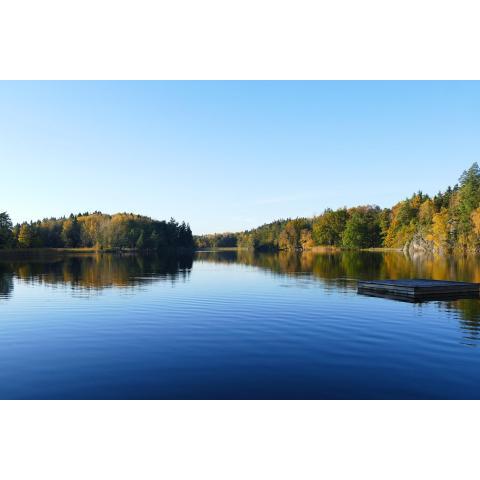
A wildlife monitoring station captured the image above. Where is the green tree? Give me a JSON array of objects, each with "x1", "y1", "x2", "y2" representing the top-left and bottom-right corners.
[
  {"x1": 312, "y1": 209, "x2": 348, "y2": 246},
  {"x1": 378, "y1": 208, "x2": 391, "y2": 243},
  {"x1": 0, "y1": 212, "x2": 13, "y2": 248},
  {"x1": 342, "y1": 210, "x2": 381, "y2": 249},
  {"x1": 457, "y1": 162, "x2": 480, "y2": 236},
  {"x1": 396, "y1": 200, "x2": 416, "y2": 226}
]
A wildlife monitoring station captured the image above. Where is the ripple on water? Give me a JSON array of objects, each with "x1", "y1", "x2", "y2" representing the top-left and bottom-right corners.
[{"x1": 0, "y1": 251, "x2": 480, "y2": 398}]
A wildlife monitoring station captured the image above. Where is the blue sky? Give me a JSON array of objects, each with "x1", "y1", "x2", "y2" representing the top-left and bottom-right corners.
[{"x1": 1, "y1": 81, "x2": 479, "y2": 234}]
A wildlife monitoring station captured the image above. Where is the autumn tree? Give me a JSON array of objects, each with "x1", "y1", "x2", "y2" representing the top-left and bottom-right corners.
[
  {"x1": 278, "y1": 219, "x2": 309, "y2": 250},
  {"x1": 17, "y1": 223, "x2": 33, "y2": 248},
  {"x1": 61, "y1": 215, "x2": 81, "y2": 247},
  {"x1": 7, "y1": 212, "x2": 194, "y2": 251},
  {"x1": 300, "y1": 228, "x2": 315, "y2": 250},
  {"x1": 428, "y1": 208, "x2": 450, "y2": 252},
  {"x1": 418, "y1": 198, "x2": 435, "y2": 228}
]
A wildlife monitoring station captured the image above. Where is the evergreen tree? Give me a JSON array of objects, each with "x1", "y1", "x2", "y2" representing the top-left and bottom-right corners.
[
  {"x1": 184, "y1": 223, "x2": 193, "y2": 247},
  {"x1": 0, "y1": 212, "x2": 13, "y2": 248},
  {"x1": 457, "y1": 162, "x2": 480, "y2": 236}
]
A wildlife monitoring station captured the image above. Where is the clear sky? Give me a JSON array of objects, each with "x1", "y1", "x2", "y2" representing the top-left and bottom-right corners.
[{"x1": 1, "y1": 81, "x2": 479, "y2": 234}]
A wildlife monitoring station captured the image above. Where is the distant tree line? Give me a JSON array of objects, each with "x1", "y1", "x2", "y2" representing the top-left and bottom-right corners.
[
  {"x1": 195, "y1": 163, "x2": 480, "y2": 253},
  {"x1": 195, "y1": 232, "x2": 238, "y2": 249},
  {"x1": 233, "y1": 207, "x2": 383, "y2": 251},
  {"x1": 0, "y1": 212, "x2": 194, "y2": 251},
  {"x1": 4, "y1": 164, "x2": 480, "y2": 254}
]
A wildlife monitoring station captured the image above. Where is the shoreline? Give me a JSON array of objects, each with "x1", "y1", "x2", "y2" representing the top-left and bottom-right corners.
[
  {"x1": 0, "y1": 246, "x2": 433, "y2": 256},
  {"x1": 0, "y1": 247, "x2": 195, "y2": 256},
  {"x1": 195, "y1": 246, "x2": 405, "y2": 253},
  {"x1": 0, "y1": 247, "x2": 102, "y2": 255}
]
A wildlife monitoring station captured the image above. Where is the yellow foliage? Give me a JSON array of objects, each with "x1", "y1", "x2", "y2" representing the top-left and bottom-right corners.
[
  {"x1": 470, "y1": 207, "x2": 480, "y2": 235},
  {"x1": 419, "y1": 199, "x2": 434, "y2": 225},
  {"x1": 429, "y1": 208, "x2": 449, "y2": 250}
]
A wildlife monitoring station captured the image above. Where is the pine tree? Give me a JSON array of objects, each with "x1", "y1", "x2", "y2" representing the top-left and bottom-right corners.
[
  {"x1": 0, "y1": 212, "x2": 13, "y2": 248},
  {"x1": 457, "y1": 162, "x2": 480, "y2": 237}
]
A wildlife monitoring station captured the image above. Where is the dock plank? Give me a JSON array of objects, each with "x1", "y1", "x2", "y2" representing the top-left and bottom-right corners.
[{"x1": 357, "y1": 279, "x2": 480, "y2": 301}]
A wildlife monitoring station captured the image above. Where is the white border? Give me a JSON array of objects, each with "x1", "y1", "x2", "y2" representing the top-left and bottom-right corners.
[
  {"x1": 0, "y1": 0, "x2": 479, "y2": 79},
  {"x1": 0, "y1": 401, "x2": 478, "y2": 479}
]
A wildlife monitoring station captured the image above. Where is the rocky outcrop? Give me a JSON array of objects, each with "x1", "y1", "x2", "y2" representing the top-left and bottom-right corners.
[{"x1": 404, "y1": 234, "x2": 435, "y2": 255}]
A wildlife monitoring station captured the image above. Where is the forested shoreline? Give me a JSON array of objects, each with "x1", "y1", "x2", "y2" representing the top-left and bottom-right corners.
[
  {"x1": 3, "y1": 164, "x2": 480, "y2": 255},
  {"x1": 196, "y1": 163, "x2": 480, "y2": 254},
  {"x1": 0, "y1": 212, "x2": 194, "y2": 251}
]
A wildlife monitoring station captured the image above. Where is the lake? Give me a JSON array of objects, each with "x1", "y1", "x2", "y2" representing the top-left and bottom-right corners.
[{"x1": 1, "y1": 249, "x2": 480, "y2": 399}]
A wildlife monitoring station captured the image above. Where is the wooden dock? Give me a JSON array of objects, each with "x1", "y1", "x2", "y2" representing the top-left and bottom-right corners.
[{"x1": 357, "y1": 279, "x2": 480, "y2": 302}]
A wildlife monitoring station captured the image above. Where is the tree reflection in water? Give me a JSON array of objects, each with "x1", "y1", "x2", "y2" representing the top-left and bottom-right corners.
[
  {"x1": 0, "y1": 252, "x2": 193, "y2": 295},
  {"x1": 197, "y1": 249, "x2": 480, "y2": 336},
  {"x1": 2, "y1": 249, "x2": 480, "y2": 337}
]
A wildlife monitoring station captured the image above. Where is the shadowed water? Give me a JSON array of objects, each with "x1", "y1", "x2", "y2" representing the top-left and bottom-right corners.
[{"x1": 1, "y1": 249, "x2": 480, "y2": 399}]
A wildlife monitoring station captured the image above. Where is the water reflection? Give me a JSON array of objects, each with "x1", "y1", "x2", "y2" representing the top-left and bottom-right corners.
[
  {"x1": 196, "y1": 249, "x2": 480, "y2": 334},
  {"x1": 0, "y1": 252, "x2": 193, "y2": 296},
  {"x1": 197, "y1": 249, "x2": 480, "y2": 283},
  {"x1": 0, "y1": 269, "x2": 14, "y2": 299},
  {"x1": 2, "y1": 249, "x2": 480, "y2": 336},
  {"x1": 1, "y1": 249, "x2": 480, "y2": 399}
]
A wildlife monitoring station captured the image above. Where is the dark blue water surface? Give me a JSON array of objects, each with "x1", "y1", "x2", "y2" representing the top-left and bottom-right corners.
[{"x1": 1, "y1": 250, "x2": 480, "y2": 399}]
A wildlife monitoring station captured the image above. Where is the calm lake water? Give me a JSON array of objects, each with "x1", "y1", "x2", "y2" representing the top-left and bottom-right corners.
[{"x1": 1, "y1": 249, "x2": 480, "y2": 399}]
